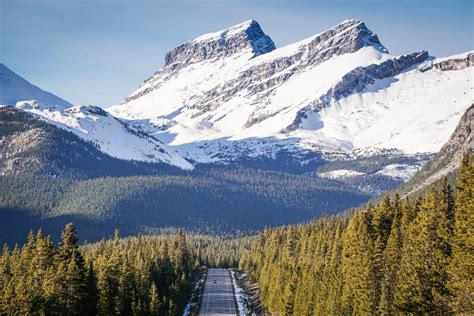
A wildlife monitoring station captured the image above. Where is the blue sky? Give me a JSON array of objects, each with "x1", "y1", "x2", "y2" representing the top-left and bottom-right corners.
[{"x1": 1, "y1": 0, "x2": 473, "y2": 106}]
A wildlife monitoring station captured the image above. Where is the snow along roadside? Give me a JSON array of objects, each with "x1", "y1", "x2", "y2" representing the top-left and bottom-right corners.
[{"x1": 230, "y1": 270, "x2": 250, "y2": 315}]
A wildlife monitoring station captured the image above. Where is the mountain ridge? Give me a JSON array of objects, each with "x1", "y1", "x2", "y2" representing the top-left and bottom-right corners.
[
  {"x1": 109, "y1": 19, "x2": 472, "y2": 184},
  {"x1": 2, "y1": 19, "x2": 473, "y2": 193},
  {"x1": 0, "y1": 63, "x2": 71, "y2": 109}
]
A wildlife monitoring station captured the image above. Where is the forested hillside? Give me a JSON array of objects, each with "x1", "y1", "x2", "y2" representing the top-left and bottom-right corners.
[
  {"x1": 1, "y1": 156, "x2": 472, "y2": 314},
  {"x1": 0, "y1": 167, "x2": 369, "y2": 245},
  {"x1": 240, "y1": 154, "x2": 473, "y2": 314},
  {"x1": 0, "y1": 107, "x2": 180, "y2": 178},
  {"x1": 0, "y1": 223, "x2": 255, "y2": 315}
]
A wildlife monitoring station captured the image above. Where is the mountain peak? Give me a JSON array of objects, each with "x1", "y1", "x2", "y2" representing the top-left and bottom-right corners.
[
  {"x1": 313, "y1": 18, "x2": 388, "y2": 54},
  {"x1": 0, "y1": 63, "x2": 72, "y2": 109},
  {"x1": 164, "y1": 19, "x2": 275, "y2": 68},
  {"x1": 191, "y1": 19, "x2": 258, "y2": 43}
]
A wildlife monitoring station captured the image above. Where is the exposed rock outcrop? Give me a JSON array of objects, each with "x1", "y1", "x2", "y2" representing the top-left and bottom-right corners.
[
  {"x1": 191, "y1": 19, "x2": 389, "y2": 118},
  {"x1": 164, "y1": 20, "x2": 275, "y2": 69},
  {"x1": 402, "y1": 104, "x2": 473, "y2": 195},
  {"x1": 123, "y1": 19, "x2": 388, "y2": 108},
  {"x1": 434, "y1": 52, "x2": 474, "y2": 71}
]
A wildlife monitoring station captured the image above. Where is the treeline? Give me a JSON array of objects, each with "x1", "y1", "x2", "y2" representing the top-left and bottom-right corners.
[
  {"x1": 241, "y1": 154, "x2": 473, "y2": 314},
  {"x1": 0, "y1": 225, "x2": 194, "y2": 315},
  {"x1": 188, "y1": 235, "x2": 254, "y2": 268},
  {"x1": 0, "y1": 167, "x2": 369, "y2": 245}
]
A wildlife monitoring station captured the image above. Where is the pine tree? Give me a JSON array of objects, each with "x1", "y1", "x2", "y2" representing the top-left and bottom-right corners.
[
  {"x1": 29, "y1": 229, "x2": 54, "y2": 313},
  {"x1": 379, "y1": 212, "x2": 402, "y2": 315},
  {"x1": 63, "y1": 251, "x2": 89, "y2": 315},
  {"x1": 116, "y1": 259, "x2": 134, "y2": 315},
  {"x1": 149, "y1": 282, "x2": 160, "y2": 315},
  {"x1": 342, "y1": 212, "x2": 377, "y2": 314},
  {"x1": 85, "y1": 260, "x2": 99, "y2": 315},
  {"x1": 395, "y1": 186, "x2": 453, "y2": 314},
  {"x1": 448, "y1": 154, "x2": 474, "y2": 313}
]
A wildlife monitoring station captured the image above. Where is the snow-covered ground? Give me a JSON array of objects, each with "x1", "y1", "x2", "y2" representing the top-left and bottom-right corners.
[
  {"x1": 376, "y1": 163, "x2": 423, "y2": 182},
  {"x1": 231, "y1": 270, "x2": 251, "y2": 316},
  {"x1": 318, "y1": 169, "x2": 366, "y2": 179},
  {"x1": 110, "y1": 19, "x2": 473, "y2": 165},
  {"x1": 2, "y1": 19, "x2": 472, "y2": 176},
  {"x1": 16, "y1": 102, "x2": 193, "y2": 169}
]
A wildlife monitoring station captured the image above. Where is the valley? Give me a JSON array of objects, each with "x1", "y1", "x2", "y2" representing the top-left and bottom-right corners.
[
  {"x1": 1, "y1": 18, "x2": 472, "y2": 244},
  {"x1": 0, "y1": 9, "x2": 473, "y2": 315}
]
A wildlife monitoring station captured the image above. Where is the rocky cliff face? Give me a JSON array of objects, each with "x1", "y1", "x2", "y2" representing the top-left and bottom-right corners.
[
  {"x1": 122, "y1": 19, "x2": 387, "y2": 107},
  {"x1": 123, "y1": 20, "x2": 275, "y2": 104},
  {"x1": 402, "y1": 104, "x2": 473, "y2": 195},
  {"x1": 164, "y1": 20, "x2": 275, "y2": 69}
]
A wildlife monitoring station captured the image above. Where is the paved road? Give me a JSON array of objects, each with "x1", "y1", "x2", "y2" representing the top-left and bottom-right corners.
[{"x1": 199, "y1": 268, "x2": 238, "y2": 316}]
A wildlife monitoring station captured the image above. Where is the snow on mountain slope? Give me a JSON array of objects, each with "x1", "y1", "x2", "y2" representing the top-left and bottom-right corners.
[
  {"x1": 319, "y1": 169, "x2": 366, "y2": 179},
  {"x1": 0, "y1": 64, "x2": 192, "y2": 169},
  {"x1": 308, "y1": 57, "x2": 473, "y2": 154},
  {"x1": 0, "y1": 63, "x2": 71, "y2": 109},
  {"x1": 110, "y1": 19, "x2": 473, "y2": 169},
  {"x1": 110, "y1": 20, "x2": 390, "y2": 158},
  {"x1": 14, "y1": 102, "x2": 193, "y2": 170}
]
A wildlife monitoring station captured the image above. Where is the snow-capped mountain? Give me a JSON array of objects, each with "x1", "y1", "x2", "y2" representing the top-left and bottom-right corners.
[
  {"x1": 110, "y1": 19, "x2": 473, "y2": 172},
  {"x1": 0, "y1": 64, "x2": 193, "y2": 170},
  {"x1": 16, "y1": 102, "x2": 193, "y2": 169},
  {"x1": 0, "y1": 63, "x2": 71, "y2": 109}
]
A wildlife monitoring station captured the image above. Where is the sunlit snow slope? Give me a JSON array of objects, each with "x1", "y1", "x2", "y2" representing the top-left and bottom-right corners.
[
  {"x1": 110, "y1": 19, "x2": 473, "y2": 165},
  {"x1": 0, "y1": 64, "x2": 192, "y2": 169}
]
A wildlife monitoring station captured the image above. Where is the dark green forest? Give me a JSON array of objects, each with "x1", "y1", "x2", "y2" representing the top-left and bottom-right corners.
[
  {"x1": 240, "y1": 155, "x2": 473, "y2": 315},
  {"x1": 0, "y1": 225, "x2": 195, "y2": 315},
  {"x1": 0, "y1": 224, "x2": 253, "y2": 315},
  {"x1": 0, "y1": 168, "x2": 369, "y2": 244},
  {"x1": 1, "y1": 156, "x2": 472, "y2": 315}
]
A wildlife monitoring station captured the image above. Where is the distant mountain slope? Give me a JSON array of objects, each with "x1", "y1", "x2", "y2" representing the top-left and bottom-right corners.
[
  {"x1": 0, "y1": 109, "x2": 370, "y2": 245},
  {"x1": 0, "y1": 63, "x2": 193, "y2": 169},
  {"x1": 110, "y1": 19, "x2": 472, "y2": 171},
  {"x1": 0, "y1": 63, "x2": 71, "y2": 109},
  {"x1": 15, "y1": 102, "x2": 193, "y2": 169},
  {"x1": 0, "y1": 165, "x2": 370, "y2": 245},
  {"x1": 0, "y1": 106, "x2": 183, "y2": 178},
  {"x1": 401, "y1": 104, "x2": 473, "y2": 195}
]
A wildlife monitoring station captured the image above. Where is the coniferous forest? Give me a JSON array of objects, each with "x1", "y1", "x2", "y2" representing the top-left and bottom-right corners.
[
  {"x1": 1, "y1": 3, "x2": 473, "y2": 314},
  {"x1": 1, "y1": 156, "x2": 472, "y2": 315},
  {"x1": 0, "y1": 226, "x2": 194, "y2": 315},
  {"x1": 240, "y1": 155, "x2": 473, "y2": 315}
]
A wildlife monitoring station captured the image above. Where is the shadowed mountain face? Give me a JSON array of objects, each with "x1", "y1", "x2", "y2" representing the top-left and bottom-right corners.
[{"x1": 0, "y1": 107, "x2": 370, "y2": 245}]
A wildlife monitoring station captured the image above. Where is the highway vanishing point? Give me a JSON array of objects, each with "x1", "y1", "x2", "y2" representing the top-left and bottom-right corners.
[{"x1": 199, "y1": 268, "x2": 238, "y2": 316}]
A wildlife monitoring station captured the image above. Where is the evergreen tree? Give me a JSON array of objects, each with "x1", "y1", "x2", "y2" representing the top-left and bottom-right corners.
[
  {"x1": 395, "y1": 186, "x2": 453, "y2": 314},
  {"x1": 379, "y1": 212, "x2": 402, "y2": 315},
  {"x1": 149, "y1": 282, "x2": 160, "y2": 315},
  {"x1": 448, "y1": 154, "x2": 474, "y2": 313},
  {"x1": 85, "y1": 260, "x2": 99, "y2": 315}
]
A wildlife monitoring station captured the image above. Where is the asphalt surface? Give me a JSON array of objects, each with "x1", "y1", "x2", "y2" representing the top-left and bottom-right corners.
[{"x1": 199, "y1": 268, "x2": 238, "y2": 316}]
